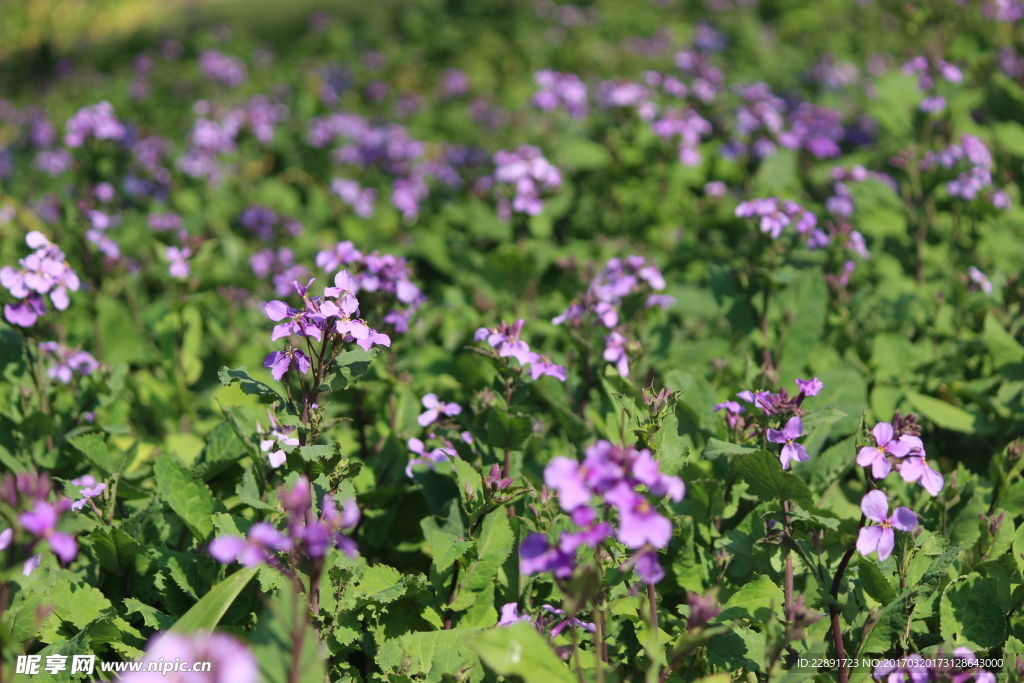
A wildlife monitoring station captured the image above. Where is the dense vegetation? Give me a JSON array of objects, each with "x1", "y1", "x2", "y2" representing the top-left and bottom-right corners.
[{"x1": 2, "y1": 0, "x2": 1024, "y2": 681}]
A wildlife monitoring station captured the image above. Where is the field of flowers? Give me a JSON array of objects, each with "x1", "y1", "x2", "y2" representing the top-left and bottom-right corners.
[{"x1": 2, "y1": 0, "x2": 1024, "y2": 681}]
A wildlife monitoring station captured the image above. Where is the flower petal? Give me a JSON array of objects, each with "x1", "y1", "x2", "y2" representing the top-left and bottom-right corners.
[{"x1": 860, "y1": 490, "x2": 889, "y2": 523}]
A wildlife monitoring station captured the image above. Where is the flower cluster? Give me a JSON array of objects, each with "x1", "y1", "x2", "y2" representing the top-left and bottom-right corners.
[
  {"x1": 922, "y1": 134, "x2": 1009, "y2": 207},
  {"x1": 651, "y1": 108, "x2": 712, "y2": 165},
  {"x1": 856, "y1": 417, "x2": 943, "y2": 495},
  {"x1": 728, "y1": 82, "x2": 787, "y2": 159},
  {"x1": 0, "y1": 472, "x2": 80, "y2": 574},
  {"x1": 331, "y1": 178, "x2": 377, "y2": 218},
  {"x1": 490, "y1": 145, "x2": 562, "y2": 219},
  {"x1": 553, "y1": 255, "x2": 673, "y2": 330},
  {"x1": 719, "y1": 378, "x2": 823, "y2": 468},
  {"x1": 532, "y1": 70, "x2": 588, "y2": 118},
  {"x1": 902, "y1": 56, "x2": 962, "y2": 113},
  {"x1": 314, "y1": 243, "x2": 425, "y2": 333},
  {"x1": 735, "y1": 197, "x2": 822, "y2": 244},
  {"x1": 778, "y1": 103, "x2": 844, "y2": 159},
  {"x1": 210, "y1": 475, "x2": 359, "y2": 567},
  {"x1": 200, "y1": 49, "x2": 248, "y2": 88},
  {"x1": 474, "y1": 319, "x2": 567, "y2": 381},
  {"x1": 251, "y1": 247, "x2": 312, "y2": 297},
  {"x1": 525, "y1": 440, "x2": 685, "y2": 585},
  {"x1": 0, "y1": 231, "x2": 81, "y2": 327},
  {"x1": 597, "y1": 80, "x2": 656, "y2": 120},
  {"x1": 238, "y1": 205, "x2": 303, "y2": 242},
  {"x1": 262, "y1": 275, "x2": 391, "y2": 380},
  {"x1": 64, "y1": 101, "x2": 127, "y2": 147},
  {"x1": 38, "y1": 342, "x2": 100, "y2": 383}
]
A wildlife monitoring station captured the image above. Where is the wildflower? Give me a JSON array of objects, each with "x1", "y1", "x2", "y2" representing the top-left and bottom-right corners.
[
  {"x1": 540, "y1": 604, "x2": 597, "y2": 636},
  {"x1": 417, "y1": 393, "x2": 462, "y2": 427},
  {"x1": 857, "y1": 422, "x2": 911, "y2": 479},
  {"x1": 166, "y1": 246, "x2": 191, "y2": 279},
  {"x1": 263, "y1": 348, "x2": 311, "y2": 381},
  {"x1": 258, "y1": 415, "x2": 299, "y2": 468},
  {"x1": 64, "y1": 101, "x2": 126, "y2": 147},
  {"x1": 19, "y1": 501, "x2": 77, "y2": 563},
  {"x1": 856, "y1": 490, "x2": 917, "y2": 562},
  {"x1": 519, "y1": 532, "x2": 575, "y2": 578},
  {"x1": 38, "y1": 342, "x2": 99, "y2": 383},
  {"x1": 795, "y1": 377, "x2": 823, "y2": 397},
  {"x1": 897, "y1": 436, "x2": 944, "y2": 495},
  {"x1": 526, "y1": 352, "x2": 567, "y2": 381},
  {"x1": 714, "y1": 401, "x2": 745, "y2": 429},
  {"x1": 968, "y1": 266, "x2": 993, "y2": 294},
  {"x1": 475, "y1": 319, "x2": 532, "y2": 364},
  {"x1": 498, "y1": 603, "x2": 532, "y2": 626},
  {"x1": 69, "y1": 475, "x2": 106, "y2": 511},
  {"x1": 605, "y1": 483, "x2": 673, "y2": 549},
  {"x1": 265, "y1": 299, "x2": 322, "y2": 342},
  {"x1": 686, "y1": 590, "x2": 722, "y2": 630},
  {"x1": 208, "y1": 523, "x2": 292, "y2": 566},
  {"x1": 533, "y1": 70, "x2": 588, "y2": 118},
  {"x1": 405, "y1": 438, "x2": 455, "y2": 477},
  {"x1": 603, "y1": 332, "x2": 630, "y2": 377},
  {"x1": 121, "y1": 632, "x2": 259, "y2": 683},
  {"x1": 767, "y1": 416, "x2": 808, "y2": 470}
]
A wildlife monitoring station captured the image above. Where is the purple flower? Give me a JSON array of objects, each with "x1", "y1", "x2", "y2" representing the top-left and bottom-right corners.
[
  {"x1": 38, "y1": 342, "x2": 99, "y2": 383},
  {"x1": 632, "y1": 550, "x2": 666, "y2": 585},
  {"x1": 265, "y1": 300, "x2": 322, "y2": 342},
  {"x1": 166, "y1": 246, "x2": 191, "y2": 280},
  {"x1": 263, "y1": 348, "x2": 311, "y2": 381},
  {"x1": 603, "y1": 332, "x2": 630, "y2": 377},
  {"x1": 968, "y1": 266, "x2": 993, "y2": 294},
  {"x1": 498, "y1": 603, "x2": 532, "y2": 626},
  {"x1": 120, "y1": 632, "x2": 259, "y2": 683},
  {"x1": 476, "y1": 319, "x2": 532, "y2": 364},
  {"x1": 856, "y1": 490, "x2": 917, "y2": 562},
  {"x1": 405, "y1": 438, "x2": 455, "y2": 477},
  {"x1": 540, "y1": 604, "x2": 597, "y2": 636},
  {"x1": 533, "y1": 70, "x2": 588, "y2": 118},
  {"x1": 417, "y1": 393, "x2": 462, "y2": 427},
  {"x1": 69, "y1": 475, "x2": 106, "y2": 511},
  {"x1": 605, "y1": 483, "x2": 673, "y2": 549},
  {"x1": 544, "y1": 457, "x2": 593, "y2": 510},
  {"x1": 200, "y1": 49, "x2": 248, "y2": 87},
  {"x1": 208, "y1": 522, "x2": 292, "y2": 566},
  {"x1": 0, "y1": 527, "x2": 12, "y2": 550},
  {"x1": 19, "y1": 501, "x2": 77, "y2": 563},
  {"x1": 519, "y1": 532, "x2": 575, "y2": 578},
  {"x1": 258, "y1": 414, "x2": 299, "y2": 468},
  {"x1": 897, "y1": 436, "x2": 944, "y2": 496},
  {"x1": 630, "y1": 449, "x2": 685, "y2": 501},
  {"x1": 795, "y1": 377, "x2": 823, "y2": 397},
  {"x1": 686, "y1": 591, "x2": 722, "y2": 629},
  {"x1": 767, "y1": 416, "x2": 809, "y2": 470},
  {"x1": 856, "y1": 422, "x2": 911, "y2": 479},
  {"x1": 526, "y1": 352, "x2": 567, "y2": 381},
  {"x1": 64, "y1": 101, "x2": 126, "y2": 147}
]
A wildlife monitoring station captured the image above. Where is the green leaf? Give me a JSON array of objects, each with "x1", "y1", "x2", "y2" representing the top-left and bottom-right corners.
[
  {"x1": 801, "y1": 407, "x2": 848, "y2": 432},
  {"x1": 192, "y1": 420, "x2": 247, "y2": 481},
  {"x1": 993, "y1": 121, "x2": 1024, "y2": 156},
  {"x1": 778, "y1": 267, "x2": 827, "y2": 377},
  {"x1": 154, "y1": 455, "x2": 216, "y2": 540},
  {"x1": 217, "y1": 366, "x2": 284, "y2": 405},
  {"x1": 354, "y1": 564, "x2": 407, "y2": 604},
  {"x1": 940, "y1": 573, "x2": 1006, "y2": 650},
  {"x1": 857, "y1": 557, "x2": 897, "y2": 605},
  {"x1": 170, "y1": 566, "x2": 258, "y2": 634},
  {"x1": 250, "y1": 583, "x2": 325, "y2": 683},
  {"x1": 715, "y1": 574, "x2": 784, "y2": 622},
  {"x1": 653, "y1": 413, "x2": 689, "y2": 475},
  {"x1": 451, "y1": 511, "x2": 514, "y2": 610},
  {"x1": 124, "y1": 598, "x2": 176, "y2": 631},
  {"x1": 484, "y1": 411, "x2": 533, "y2": 451},
  {"x1": 87, "y1": 526, "x2": 145, "y2": 575},
  {"x1": 906, "y1": 392, "x2": 977, "y2": 434},
  {"x1": 739, "y1": 450, "x2": 814, "y2": 507},
  {"x1": 429, "y1": 531, "x2": 474, "y2": 573},
  {"x1": 329, "y1": 349, "x2": 375, "y2": 391},
  {"x1": 380, "y1": 627, "x2": 482, "y2": 677},
  {"x1": 471, "y1": 622, "x2": 574, "y2": 683},
  {"x1": 701, "y1": 438, "x2": 759, "y2": 460},
  {"x1": 68, "y1": 432, "x2": 117, "y2": 475},
  {"x1": 983, "y1": 314, "x2": 1024, "y2": 369}
]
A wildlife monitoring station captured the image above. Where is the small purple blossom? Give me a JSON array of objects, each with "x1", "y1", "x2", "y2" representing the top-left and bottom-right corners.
[
  {"x1": 405, "y1": 438, "x2": 456, "y2": 477},
  {"x1": 19, "y1": 501, "x2": 77, "y2": 564},
  {"x1": 767, "y1": 416, "x2": 809, "y2": 469},
  {"x1": 856, "y1": 490, "x2": 917, "y2": 562},
  {"x1": 263, "y1": 348, "x2": 311, "y2": 381},
  {"x1": 795, "y1": 377, "x2": 823, "y2": 397},
  {"x1": 69, "y1": 475, "x2": 106, "y2": 511},
  {"x1": 38, "y1": 342, "x2": 99, "y2": 383},
  {"x1": 417, "y1": 393, "x2": 462, "y2": 427},
  {"x1": 208, "y1": 522, "x2": 292, "y2": 566},
  {"x1": 897, "y1": 436, "x2": 944, "y2": 496}
]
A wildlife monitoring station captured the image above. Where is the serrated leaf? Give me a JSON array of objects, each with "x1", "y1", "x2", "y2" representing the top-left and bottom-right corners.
[
  {"x1": 653, "y1": 413, "x2": 688, "y2": 475},
  {"x1": 170, "y1": 566, "x2": 258, "y2": 634},
  {"x1": 149, "y1": 547, "x2": 210, "y2": 600},
  {"x1": 451, "y1": 511, "x2": 513, "y2": 610},
  {"x1": 355, "y1": 564, "x2": 407, "y2": 604},
  {"x1": 702, "y1": 438, "x2": 759, "y2": 460},
  {"x1": 940, "y1": 573, "x2": 1006, "y2": 650},
  {"x1": 155, "y1": 455, "x2": 216, "y2": 540},
  {"x1": 218, "y1": 366, "x2": 284, "y2": 405},
  {"x1": 858, "y1": 557, "x2": 897, "y2": 605},
  {"x1": 192, "y1": 420, "x2": 247, "y2": 481},
  {"x1": 471, "y1": 622, "x2": 573, "y2": 683},
  {"x1": 380, "y1": 627, "x2": 482, "y2": 677},
  {"x1": 68, "y1": 432, "x2": 117, "y2": 475},
  {"x1": 87, "y1": 526, "x2": 145, "y2": 575},
  {"x1": 123, "y1": 598, "x2": 175, "y2": 630},
  {"x1": 739, "y1": 450, "x2": 814, "y2": 507},
  {"x1": 716, "y1": 574, "x2": 784, "y2": 622},
  {"x1": 329, "y1": 349, "x2": 376, "y2": 390},
  {"x1": 485, "y1": 411, "x2": 534, "y2": 451},
  {"x1": 237, "y1": 468, "x2": 278, "y2": 511}
]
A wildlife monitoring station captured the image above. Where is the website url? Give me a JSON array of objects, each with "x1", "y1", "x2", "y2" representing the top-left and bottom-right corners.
[{"x1": 15, "y1": 654, "x2": 212, "y2": 676}]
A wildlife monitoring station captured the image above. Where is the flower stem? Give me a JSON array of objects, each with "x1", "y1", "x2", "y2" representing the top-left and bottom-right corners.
[{"x1": 828, "y1": 516, "x2": 863, "y2": 683}]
